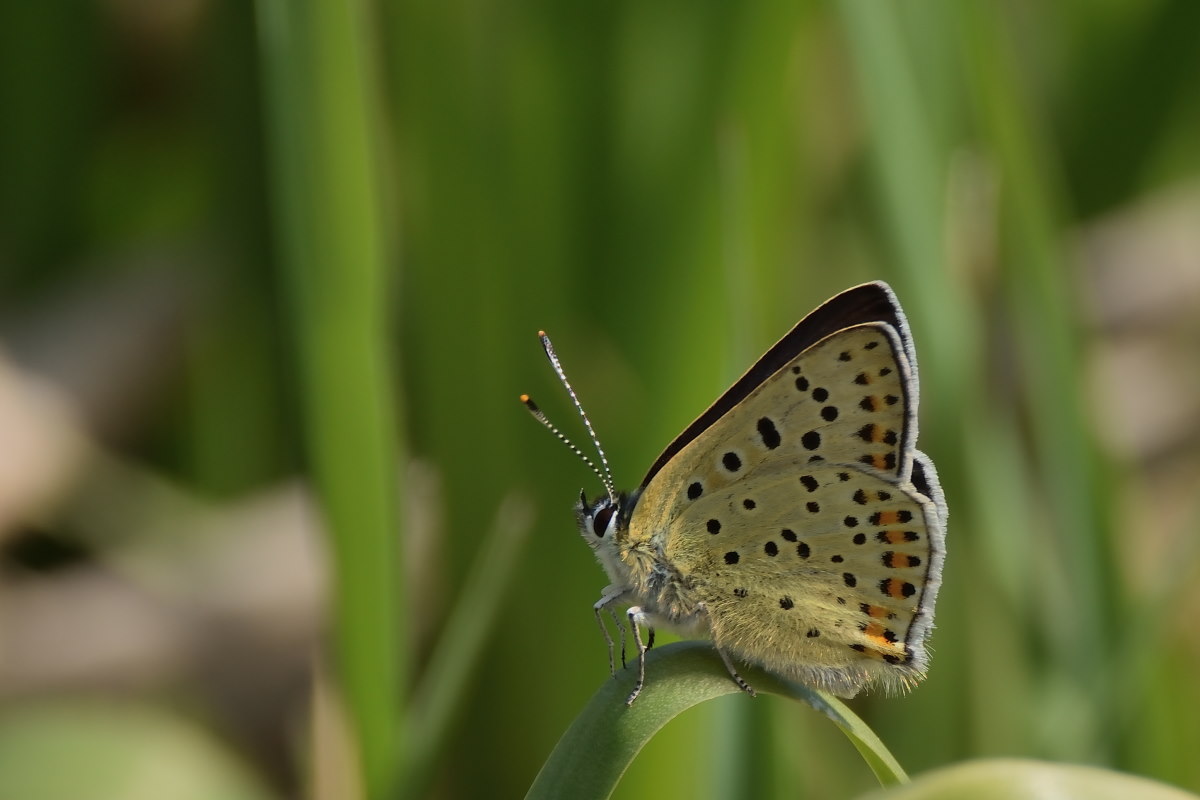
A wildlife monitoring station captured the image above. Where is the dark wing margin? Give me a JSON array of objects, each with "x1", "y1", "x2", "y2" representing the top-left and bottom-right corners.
[{"x1": 640, "y1": 281, "x2": 906, "y2": 489}]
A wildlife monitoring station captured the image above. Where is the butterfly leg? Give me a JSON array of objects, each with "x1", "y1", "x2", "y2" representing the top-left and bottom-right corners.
[
  {"x1": 593, "y1": 607, "x2": 616, "y2": 676},
  {"x1": 625, "y1": 606, "x2": 651, "y2": 706},
  {"x1": 609, "y1": 607, "x2": 628, "y2": 669},
  {"x1": 716, "y1": 647, "x2": 757, "y2": 698},
  {"x1": 593, "y1": 587, "x2": 627, "y2": 677}
]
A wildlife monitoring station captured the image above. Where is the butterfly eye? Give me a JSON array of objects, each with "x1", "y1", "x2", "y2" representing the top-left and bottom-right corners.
[{"x1": 592, "y1": 505, "x2": 616, "y2": 538}]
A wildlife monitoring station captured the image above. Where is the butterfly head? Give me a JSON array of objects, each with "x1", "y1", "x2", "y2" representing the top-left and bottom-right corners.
[
  {"x1": 574, "y1": 488, "x2": 632, "y2": 547},
  {"x1": 575, "y1": 487, "x2": 643, "y2": 586}
]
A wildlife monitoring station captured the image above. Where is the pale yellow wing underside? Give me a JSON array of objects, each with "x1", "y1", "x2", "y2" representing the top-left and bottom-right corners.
[{"x1": 629, "y1": 322, "x2": 946, "y2": 696}]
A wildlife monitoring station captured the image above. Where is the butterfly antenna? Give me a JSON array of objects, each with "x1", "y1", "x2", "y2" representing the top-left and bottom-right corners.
[
  {"x1": 520, "y1": 394, "x2": 614, "y2": 499},
  {"x1": 521, "y1": 331, "x2": 618, "y2": 503}
]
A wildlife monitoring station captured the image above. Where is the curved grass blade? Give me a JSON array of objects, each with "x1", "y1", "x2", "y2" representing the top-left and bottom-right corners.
[{"x1": 526, "y1": 641, "x2": 907, "y2": 800}]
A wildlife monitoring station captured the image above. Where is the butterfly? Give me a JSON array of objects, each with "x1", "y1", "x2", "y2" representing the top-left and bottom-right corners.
[{"x1": 522, "y1": 281, "x2": 946, "y2": 705}]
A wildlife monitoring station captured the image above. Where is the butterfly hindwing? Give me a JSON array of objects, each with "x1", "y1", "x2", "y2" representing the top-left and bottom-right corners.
[{"x1": 681, "y1": 462, "x2": 941, "y2": 694}]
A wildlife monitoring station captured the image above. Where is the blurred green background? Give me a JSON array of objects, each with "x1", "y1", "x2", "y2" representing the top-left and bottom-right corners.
[{"x1": 1, "y1": 1, "x2": 1198, "y2": 798}]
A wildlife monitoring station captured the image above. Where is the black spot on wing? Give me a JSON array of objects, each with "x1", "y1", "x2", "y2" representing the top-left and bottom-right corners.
[{"x1": 757, "y1": 417, "x2": 781, "y2": 449}]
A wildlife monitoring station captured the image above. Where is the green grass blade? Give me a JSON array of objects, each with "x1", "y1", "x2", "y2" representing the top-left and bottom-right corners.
[
  {"x1": 255, "y1": 1, "x2": 403, "y2": 797},
  {"x1": 403, "y1": 494, "x2": 534, "y2": 796},
  {"x1": 526, "y1": 641, "x2": 907, "y2": 800}
]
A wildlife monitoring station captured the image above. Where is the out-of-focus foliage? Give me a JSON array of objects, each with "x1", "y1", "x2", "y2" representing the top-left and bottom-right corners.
[{"x1": 0, "y1": 1, "x2": 1198, "y2": 798}]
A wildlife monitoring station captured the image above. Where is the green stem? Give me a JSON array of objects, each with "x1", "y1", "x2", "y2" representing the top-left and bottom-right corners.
[
  {"x1": 256, "y1": 1, "x2": 404, "y2": 796},
  {"x1": 527, "y1": 642, "x2": 907, "y2": 800}
]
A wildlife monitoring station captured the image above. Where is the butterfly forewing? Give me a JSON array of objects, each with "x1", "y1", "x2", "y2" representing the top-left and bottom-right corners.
[
  {"x1": 630, "y1": 323, "x2": 915, "y2": 540},
  {"x1": 627, "y1": 319, "x2": 945, "y2": 696},
  {"x1": 639, "y1": 282, "x2": 914, "y2": 488}
]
